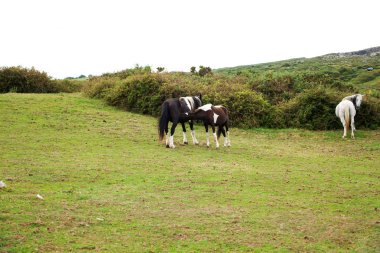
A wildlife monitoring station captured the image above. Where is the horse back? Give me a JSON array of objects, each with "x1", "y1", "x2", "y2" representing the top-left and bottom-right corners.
[
  {"x1": 336, "y1": 100, "x2": 355, "y2": 118},
  {"x1": 212, "y1": 105, "x2": 229, "y2": 124},
  {"x1": 162, "y1": 98, "x2": 181, "y2": 121},
  {"x1": 212, "y1": 106, "x2": 228, "y2": 117}
]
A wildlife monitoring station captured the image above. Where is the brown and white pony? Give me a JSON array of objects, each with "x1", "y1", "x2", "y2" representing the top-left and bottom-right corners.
[
  {"x1": 158, "y1": 96, "x2": 202, "y2": 148},
  {"x1": 184, "y1": 104, "x2": 231, "y2": 148}
]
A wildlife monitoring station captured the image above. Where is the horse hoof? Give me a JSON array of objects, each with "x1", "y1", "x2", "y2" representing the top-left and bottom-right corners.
[
  {"x1": 166, "y1": 145, "x2": 170, "y2": 148},
  {"x1": 184, "y1": 142, "x2": 188, "y2": 145}
]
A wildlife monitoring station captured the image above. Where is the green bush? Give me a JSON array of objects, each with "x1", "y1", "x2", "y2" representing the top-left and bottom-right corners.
[
  {"x1": 0, "y1": 66, "x2": 84, "y2": 93},
  {"x1": 283, "y1": 89, "x2": 380, "y2": 130},
  {"x1": 82, "y1": 67, "x2": 380, "y2": 130},
  {"x1": 208, "y1": 90, "x2": 274, "y2": 128},
  {"x1": 82, "y1": 77, "x2": 119, "y2": 98},
  {"x1": 0, "y1": 66, "x2": 54, "y2": 93},
  {"x1": 353, "y1": 69, "x2": 380, "y2": 83},
  {"x1": 283, "y1": 87, "x2": 342, "y2": 130},
  {"x1": 355, "y1": 96, "x2": 380, "y2": 129},
  {"x1": 51, "y1": 79, "x2": 84, "y2": 93},
  {"x1": 251, "y1": 72, "x2": 295, "y2": 104},
  {"x1": 105, "y1": 74, "x2": 164, "y2": 115}
]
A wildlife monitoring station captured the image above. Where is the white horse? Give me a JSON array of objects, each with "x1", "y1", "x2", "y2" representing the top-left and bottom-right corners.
[{"x1": 335, "y1": 94, "x2": 363, "y2": 139}]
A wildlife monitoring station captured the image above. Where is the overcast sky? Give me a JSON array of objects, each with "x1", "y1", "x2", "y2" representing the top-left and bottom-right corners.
[{"x1": 1, "y1": 0, "x2": 379, "y2": 79}]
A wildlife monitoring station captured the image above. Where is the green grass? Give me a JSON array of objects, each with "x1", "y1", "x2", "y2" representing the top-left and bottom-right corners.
[
  {"x1": 1, "y1": 93, "x2": 379, "y2": 252},
  {"x1": 215, "y1": 54, "x2": 380, "y2": 96}
]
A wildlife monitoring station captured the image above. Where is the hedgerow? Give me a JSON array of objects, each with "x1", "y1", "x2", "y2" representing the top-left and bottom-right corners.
[
  {"x1": 0, "y1": 66, "x2": 83, "y2": 93},
  {"x1": 82, "y1": 67, "x2": 380, "y2": 130}
]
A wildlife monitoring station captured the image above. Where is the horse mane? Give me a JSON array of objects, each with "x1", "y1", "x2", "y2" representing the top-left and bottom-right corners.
[
  {"x1": 178, "y1": 97, "x2": 192, "y2": 113},
  {"x1": 193, "y1": 96, "x2": 202, "y2": 109},
  {"x1": 343, "y1": 94, "x2": 358, "y2": 108}
]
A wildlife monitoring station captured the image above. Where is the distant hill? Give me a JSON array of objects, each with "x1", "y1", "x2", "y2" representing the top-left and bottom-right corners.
[
  {"x1": 322, "y1": 46, "x2": 380, "y2": 58},
  {"x1": 215, "y1": 46, "x2": 380, "y2": 95}
]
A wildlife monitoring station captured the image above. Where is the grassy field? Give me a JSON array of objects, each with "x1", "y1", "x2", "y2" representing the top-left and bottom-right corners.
[{"x1": 0, "y1": 93, "x2": 379, "y2": 252}]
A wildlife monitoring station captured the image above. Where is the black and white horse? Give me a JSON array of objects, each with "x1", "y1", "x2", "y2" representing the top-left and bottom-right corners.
[
  {"x1": 335, "y1": 94, "x2": 364, "y2": 139},
  {"x1": 184, "y1": 104, "x2": 231, "y2": 148},
  {"x1": 158, "y1": 96, "x2": 202, "y2": 148}
]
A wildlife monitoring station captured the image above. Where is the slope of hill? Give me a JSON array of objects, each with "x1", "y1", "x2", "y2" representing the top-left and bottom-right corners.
[
  {"x1": 1, "y1": 93, "x2": 379, "y2": 252},
  {"x1": 215, "y1": 47, "x2": 380, "y2": 95}
]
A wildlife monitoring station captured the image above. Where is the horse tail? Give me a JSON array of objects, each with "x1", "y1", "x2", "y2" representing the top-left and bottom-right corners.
[
  {"x1": 222, "y1": 106, "x2": 230, "y2": 124},
  {"x1": 344, "y1": 106, "x2": 350, "y2": 129},
  {"x1": 158, "y1": 101, "x2": 169, "y2": 141},
  {"x1": 220, "y1": 106, "x2": 229, "y2": 118}
]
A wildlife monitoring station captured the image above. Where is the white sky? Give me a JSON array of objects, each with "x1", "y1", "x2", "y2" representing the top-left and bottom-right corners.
[{"x1": 1, "y1": 0, "x2": 379, "y2": 79}]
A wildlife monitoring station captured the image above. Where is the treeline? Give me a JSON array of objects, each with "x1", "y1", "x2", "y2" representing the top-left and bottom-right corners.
[{"x1": 82, "y1": 66, "x2": 380, "y2": 130}]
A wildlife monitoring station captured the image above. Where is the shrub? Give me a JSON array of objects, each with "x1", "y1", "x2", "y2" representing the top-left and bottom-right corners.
[
  {"x1": 353, "y1": 69, "x2": 380, "y2": 83},
  {"x1": 82, "y1": 77, "x2": 120, "y2": 98},
  {"x1": 51, "y1": 79, "x2": 84, "y2": 93},
  {"x1": 355, "y1": 96, "x2": 380, "y2": 129},
  {"x1": 210, "y1": 90, "x2": 273, "y2": 128},
  {"x1": 82, "y1": 67, "x2": 380, "y2": 130},
  {"x1": 283, "y1": 88, "x2": 380, "y2": 130},
  {"x1": 0, "y1": 66, "x2": 54, "y2": 93},
  {"x1": 105, "y1": 74, "x2": 164, "y2": 115},
  {"x1": 251, "y1": 72, "x2": 296, "y2": 104},
  {"x1": 283, "y1": 87, "x2": 342, "y2": 130}
]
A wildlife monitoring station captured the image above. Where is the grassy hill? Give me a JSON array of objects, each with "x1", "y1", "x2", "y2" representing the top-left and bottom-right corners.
[
  {"x1": 215, "y1": 47, "x2": 380, "y2": 96},
  {"x1": 79, "y1": 47, "x2": 380, "y2": 131},
  {"x1": 1, "y1": 93, "x2": 379, "y2": 252}
]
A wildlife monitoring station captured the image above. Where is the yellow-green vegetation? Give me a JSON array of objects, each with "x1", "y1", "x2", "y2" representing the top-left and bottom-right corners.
[
  {"x1": 0, "y1": 66, "x2": 83, "y2": 93},
  {"x1": 82, "y1": 53, "x2": 380, "y2": 130},
  {"x1": 1, "y1": 93, "x2": 379, "y2": 252}
]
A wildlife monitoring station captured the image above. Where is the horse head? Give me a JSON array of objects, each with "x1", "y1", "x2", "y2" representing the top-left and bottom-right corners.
[
  {"x1": 355, "y1": 94, "x2": 364, "y2": 109},
  {"x1": 343, "y1": 94, "x2": 364, "y2": 109}
]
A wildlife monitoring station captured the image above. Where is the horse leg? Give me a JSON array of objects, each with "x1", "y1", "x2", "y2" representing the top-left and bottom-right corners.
[
  {"x1": 204, "y1": 122, "x2": 210, "y2": 147},
  {"x1": 220, "y1": 126, "x2": 229, "y2": 147},
  {"x1": 211, "y1": 124, "x2": 219, "y2": 148},
  {"x1": 339, "y1": 115, "x2": 347, "y2": 138},
  {"x1": 225, "y1": 122, "x2": 231, "y2": 147},
  {"x1": 165, "y1": 122, "x2": 169, "y2": 148},
  {"x1": 351, "y1": 115, "x2": 355, "y2": 139},
  {"x1": 189, "y1": 121, "x2": 199, "y2": 145},
  {"x1": 181, "y1": 122, "x2": 188, "y2": 144},
  {"x1": 169, "y1": 119, "x2": 178, "y2": 148}
]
